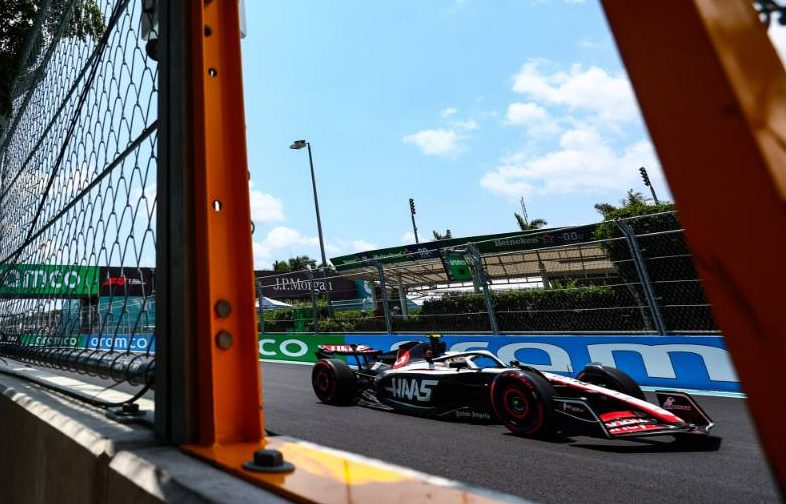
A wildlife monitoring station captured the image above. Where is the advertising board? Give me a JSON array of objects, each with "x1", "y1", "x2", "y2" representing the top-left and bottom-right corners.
[
  {"x1": 0, "y1": 264, "x2": 100, "y2": 297},
  {"x1": 256, "y1": 333, "x2": 739, "y2": 393}
]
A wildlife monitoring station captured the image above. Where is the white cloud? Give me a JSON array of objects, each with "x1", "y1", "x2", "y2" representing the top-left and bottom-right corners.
[
  {"x1": 249, "y1": 182, "x2": 284, "y2": 224},
  {"x1": 453, "y1": 119, "x2": 478, "y2": 131},
  {"x1": 505, "y1": 102, "x2": 560, "y2": 135},
  {"x1": 252, "y1": 226, "x2": 320, "y2": 268},
  {"x1": 403, "y1": 111, "x2": 480, "y2": 158},
  {"x1": 403, "y1": 129, "x2": 461, "y2": 158},
  {"x1": 480, "y1": 125, "x2": 660, "y2": 198},
  {"x1": 512, "y1": 59, "x2": 639, "y2": 125},
  {"x1": 263, "y1": 226, "x2": 319, "y2": 249},
  {"x1": 251, "y1": 228, "x2": 379, "y2": 268},
  {"x1": 401, "y1": 231, "x2": 416, "y2": 244},
  {"x1": 350, "y1": 239, "x2": 377, "y2": 251}
]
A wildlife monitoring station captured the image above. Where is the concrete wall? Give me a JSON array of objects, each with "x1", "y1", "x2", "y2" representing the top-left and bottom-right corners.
[{"x1": 0, "y1": 368, "x2": 287, "y2": 504}]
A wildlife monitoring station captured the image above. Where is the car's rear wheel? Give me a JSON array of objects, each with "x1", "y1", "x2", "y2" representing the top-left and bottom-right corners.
[
  {"x1": 577, "y1": 364, "x2": 646, "y2": 401},
  {"x1": 490, "y1": 371, "x2": 556, "y2": 438},
  {"x1": 311, "y1": 359, "x2": 358, "y2": 405}
]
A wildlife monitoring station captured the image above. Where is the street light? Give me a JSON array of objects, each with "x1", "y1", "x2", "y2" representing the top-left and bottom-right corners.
[
  {"x1": 290, "y1": 139, "x2": 332, "y2": 316},
  {"x1": 290, "y1": 139, "x2": 328, "y2": 270}
]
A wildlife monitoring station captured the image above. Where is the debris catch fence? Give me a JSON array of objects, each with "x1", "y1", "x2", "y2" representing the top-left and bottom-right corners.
[
  {"x1": 0, "y1": 0, "x2": 157, "y2": 387},
  {"x1": 257, "y1": 212, "x2": 718, "y2": 335}
]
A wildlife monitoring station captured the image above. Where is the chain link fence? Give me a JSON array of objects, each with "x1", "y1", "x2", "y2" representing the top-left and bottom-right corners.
[
  {"x1": 257, "y1": 212, "x2": 718, "y2": 335},
  {"x1": 0, "y1": 0, "x2": 156, "y2": 386}
]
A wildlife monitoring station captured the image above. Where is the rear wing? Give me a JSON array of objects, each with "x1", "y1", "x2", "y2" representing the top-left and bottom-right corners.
[
  {"x1": 316, "y1": 344, "x2": 381, "y2": 361},
  {"x1": 317, "y1": 344, "x2": 379, "y2": 355}
]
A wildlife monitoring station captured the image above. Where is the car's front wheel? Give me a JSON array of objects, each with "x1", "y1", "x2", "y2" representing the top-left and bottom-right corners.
[
  {"x1": 490, "y1": 371, "x2": 556, "y2": 438},
  {"x1": 577, "y1": 364, "x2": 646, "y2": 401},
  {"x1": 311, "y1": 359, "x2": 358, "y2": 405}
]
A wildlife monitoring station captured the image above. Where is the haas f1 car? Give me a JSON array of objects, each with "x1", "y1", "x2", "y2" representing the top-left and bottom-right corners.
[{"x1": 311, "y1": 336, "x2": 715, "y2": 440}]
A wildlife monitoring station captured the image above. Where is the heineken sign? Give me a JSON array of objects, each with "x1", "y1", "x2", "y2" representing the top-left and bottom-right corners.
[
  {"x1": 330, "y1": 224, "x2": 597, "y2": 271},
  {"x1": 0, "y1": 264, "x2": 100, "y2": 297}
]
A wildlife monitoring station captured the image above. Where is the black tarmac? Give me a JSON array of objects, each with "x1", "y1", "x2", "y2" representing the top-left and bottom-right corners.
[{"x1": 261, "y1": 361, "x2": 781, "y2": 504}]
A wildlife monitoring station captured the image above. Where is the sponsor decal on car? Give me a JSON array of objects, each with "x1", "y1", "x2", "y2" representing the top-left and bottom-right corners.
[
  {"x1": 605, "y1": 418, "x2": 656, "y2": 428},
  {"x1": 385, "y1": 377, "x2": 439, "y2": 402},
  {"x1": 662, "y1": 396, "x2": 693, "y2": 411},
  {"x1": 454, "y1": 409, "x2": 492, "y2": 420},
  {"x1": 608, "y1": 423, "x2": 669, "y2": 435},
  {"x1": 562, "y1": 403, "x2": 587, "y2": 414}
]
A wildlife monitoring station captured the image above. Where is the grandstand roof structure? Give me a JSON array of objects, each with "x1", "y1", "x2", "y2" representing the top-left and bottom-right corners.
[{"x1": 329, "y1": 224, "x2": 618, "y2": 289}]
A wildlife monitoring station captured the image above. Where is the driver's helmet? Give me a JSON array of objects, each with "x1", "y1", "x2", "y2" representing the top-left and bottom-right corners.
[{"x1": 426, "y1": 334, "x2": 446, "y2": 359}]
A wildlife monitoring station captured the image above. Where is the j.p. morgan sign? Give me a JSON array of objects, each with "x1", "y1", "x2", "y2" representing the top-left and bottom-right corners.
[
  {"x1": 255, "y1": 270, "x2": 356, "y2": 300},
  {"x1": 0, "y1": 264, "x2": 99, "y2": 297}
]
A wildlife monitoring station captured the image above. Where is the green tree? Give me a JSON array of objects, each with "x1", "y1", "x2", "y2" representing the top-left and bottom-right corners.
[
  {"x1": 515, "y1": 213, "x2": 548, "y2": 231},
  {"x1": 432, "y1": 229, "x2": 452, "y2": 241},
  {"x1": 272, "y1": 260, "x2": 290, "y2": 273},
  {"x1": 1, "y1": 0, "x2": 104, "y2": 128},
  {"x1": 593, "y1": 189, "x2": 652, "y2": 219},
  {"x1": 592, "y1": 190, "x2": 715, "y2": 331},
  {"x1": 272, "y1": 255, "x2": 319, "y2": 272}
]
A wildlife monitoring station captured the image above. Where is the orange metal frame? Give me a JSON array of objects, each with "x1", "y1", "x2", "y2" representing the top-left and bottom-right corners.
[
  {"x1": 182, "y1": 0, "x2": 263, "y2": 449},
  {"x1": 602, "y1": 0, "x2": 786, "y2": 494}
]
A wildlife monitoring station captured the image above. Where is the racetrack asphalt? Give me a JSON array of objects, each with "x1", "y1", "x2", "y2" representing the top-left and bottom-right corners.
[
  {"x1": 15, "y1": 359, "x2": 780, "y2": 503},
  {"x1": 261, "y1": 361, "x2": 781, "y2": 504}
]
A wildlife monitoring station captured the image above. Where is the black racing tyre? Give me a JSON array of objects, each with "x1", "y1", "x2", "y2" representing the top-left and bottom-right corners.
[
  {"x1": 311, "y1": 359, "x2": 358, "y2": 405},
  {"x1": 490, "y1": 371, "x2": 557, "y2": 438},
  {"x1": 576, "y1": 364, "x2": 646, "y2": 401}
]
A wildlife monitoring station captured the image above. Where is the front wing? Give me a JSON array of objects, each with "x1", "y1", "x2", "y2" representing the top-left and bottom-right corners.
[{"x1": 554, "y1": 391, "x2": 714, "y2": 439}]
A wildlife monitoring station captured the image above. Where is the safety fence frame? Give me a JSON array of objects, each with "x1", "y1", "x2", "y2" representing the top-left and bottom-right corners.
[{"x1": 256, "y1": 211, "x2": 717, "y2": 337}]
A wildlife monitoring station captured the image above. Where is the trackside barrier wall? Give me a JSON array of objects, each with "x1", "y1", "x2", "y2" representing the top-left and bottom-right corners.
[
  {"x1": 257, "y1": 333, "x2": 739, "y2": 393},
  {"x1": 21, "y1": 332, "x2": 738, "y2": 392}
]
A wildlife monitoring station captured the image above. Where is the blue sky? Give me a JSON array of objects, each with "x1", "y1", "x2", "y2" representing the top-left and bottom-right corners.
[{"x1": 240, "y1": 1, "x2": 785, "y2": 269}]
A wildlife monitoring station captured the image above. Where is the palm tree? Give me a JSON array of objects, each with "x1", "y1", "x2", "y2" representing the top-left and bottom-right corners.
[
  {"x1": 287, "y1": 255, "x2": 317, "y2": 271},
  {"x1": 272, "y1": 260, "x2": 290, "y2": 272},
  {"x1": 433, "y1": 229, "x2": 453, "y2": 241},
  {"x1": 515, "y1": 213, "x2": 548, "y2": 230}
]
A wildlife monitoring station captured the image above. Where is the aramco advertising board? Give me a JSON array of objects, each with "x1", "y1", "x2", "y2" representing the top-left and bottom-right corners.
[
  {"x1": 0, "y1": 264, "x2": 100, "y2": 297},
  {"x1": 0, "y1": 264, "x2": 156, "y2": 298}
]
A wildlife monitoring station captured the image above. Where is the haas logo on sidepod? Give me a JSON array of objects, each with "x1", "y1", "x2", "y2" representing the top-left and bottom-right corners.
[{"x1": 385, "y1": 378, "x2": 439, "y2": 402}]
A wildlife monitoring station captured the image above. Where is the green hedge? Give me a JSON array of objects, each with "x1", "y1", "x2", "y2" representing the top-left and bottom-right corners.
[{"x1": 261, "y1": 286, "x2": 651, "y2": 333}]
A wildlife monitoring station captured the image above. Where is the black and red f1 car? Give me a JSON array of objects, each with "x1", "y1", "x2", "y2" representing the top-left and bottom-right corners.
[{"x1": 311, "y1": 336, "x2": 715, "y2": 440}]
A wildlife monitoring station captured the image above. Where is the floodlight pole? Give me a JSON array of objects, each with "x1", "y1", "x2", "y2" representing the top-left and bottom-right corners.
[
  {"x1": 304, "y1": 142, "x2": 329, "y2": 274},
  {"x1": 409, "y1": 198, "x2": 419, "y2": 244},
  {"x1": 291, "y1": 140, "x2": 333, "y2": 318}
]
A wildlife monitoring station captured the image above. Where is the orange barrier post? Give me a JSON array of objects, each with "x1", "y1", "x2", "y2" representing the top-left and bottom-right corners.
[{"x1": 602, "y1": 0, "x2": 786, "y2": 495}]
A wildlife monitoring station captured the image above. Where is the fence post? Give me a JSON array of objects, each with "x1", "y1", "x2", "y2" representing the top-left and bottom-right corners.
[
  {"x1": 256, "y1": 280, "x2": 264, "y2": 334},
  {"x1": 615, "y1": 220, "x2": 667, "y2": 335},
  {"x1": 321, "y1": 266, "x2": 334, "y2": 319},
  {"x1": 159, "y1": 0, "x2": 264, "y2": 455},
  {"x1": 396, "y1": 273, "x2": 409, "y2": 319},
  {"x1": 307, "y1": 268, "x2": 318, "y2": 335},
  {"x1": 467, "y1": 244, "x2": 499, "y2": 335},
  {"x1": 374, "y1": 262, "x2": 393, "y2": 334}
]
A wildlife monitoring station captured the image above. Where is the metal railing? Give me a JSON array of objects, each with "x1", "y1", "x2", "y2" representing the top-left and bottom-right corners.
[{"x1": 256, "y1": 212, "x2": 718, "y2": 335}]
